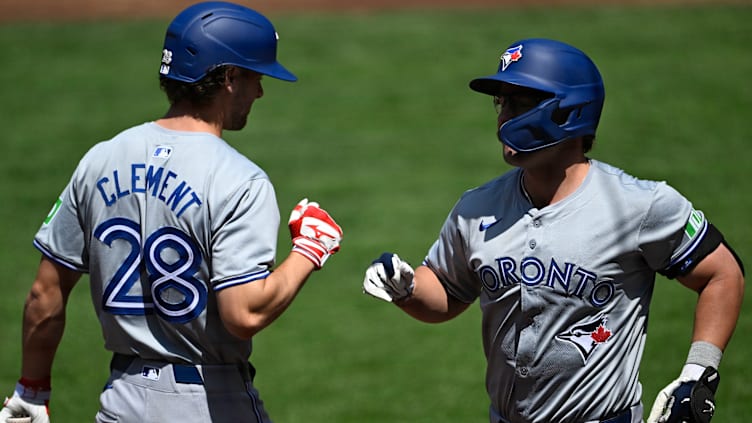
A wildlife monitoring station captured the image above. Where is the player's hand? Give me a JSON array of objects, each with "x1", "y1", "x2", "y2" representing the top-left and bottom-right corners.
[
  {"x1": 363, "y1": 252, "x2": 414, "y2": 302},
  {"x1": 647, "y1": 364, "x2": 720, "y2": 423},
  {"x1": 288, "y1": 198, "x2": 343, "y2": 269},
  {"x1": 0, "y1": 379, "x2": 51, "y2": 423}
]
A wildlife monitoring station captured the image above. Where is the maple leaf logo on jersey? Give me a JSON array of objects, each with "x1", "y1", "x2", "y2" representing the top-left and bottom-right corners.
[
  {"x1": 500, "y1": 45, "x2": 523, "y2": 71},
  {"x1": 555, "y1": 315, "x2": 613, "y2": 364}
]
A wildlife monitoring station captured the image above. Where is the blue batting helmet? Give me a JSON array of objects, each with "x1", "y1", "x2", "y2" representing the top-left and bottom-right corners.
[
  {"x1": 159, "y1": 1, "x2": 297, "y2": 83},
  {"x1": 469, "y1": 38, "x2": 604, "y2": 152}
]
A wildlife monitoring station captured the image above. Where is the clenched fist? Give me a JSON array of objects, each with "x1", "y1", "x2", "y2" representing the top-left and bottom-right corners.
[{"x1": 288, "y1": 198, "x2": 343, "y2": 269}]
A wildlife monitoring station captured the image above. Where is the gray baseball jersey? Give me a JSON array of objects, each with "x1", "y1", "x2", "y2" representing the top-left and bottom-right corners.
[
  {"x1": 424, "y1": 159, "x2": 707, "y2": 422},
  {"x1": 34, "y1": 122, "x2": 280, "y2": 365}
]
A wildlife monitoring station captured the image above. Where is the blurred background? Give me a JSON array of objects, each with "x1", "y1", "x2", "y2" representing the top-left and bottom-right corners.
[{"x1": 4, "y1": 0, "x2": 748, "y2": 21}]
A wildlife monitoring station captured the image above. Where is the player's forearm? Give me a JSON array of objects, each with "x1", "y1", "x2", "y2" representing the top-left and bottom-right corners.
[
  {"x1": 677, "y1": 244, "x2": 745, "y2": 351},
  {"x1": 396, "y1": 266, "x2": 468, "y2": 323},
  {"x1": 252, "y1": 252, "x2": 315, "y2": 325},
  {"x1": 219, "y1": 253, "x2": 315, "y2": 339},
  {"x1": 691, "y1": 272, "x2": 744, "y2": 350},
  {"x1": 20, "y1": 284, "x2": 68, "y2": 380}
]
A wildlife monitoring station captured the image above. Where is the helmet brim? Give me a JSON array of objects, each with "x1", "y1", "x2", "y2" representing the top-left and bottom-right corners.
[
  {"x1": 469, "y1": 74, "x2": 555, "y2": 97},
  {"x1": 252, "y1": 61, "x2": 297, "y2": 82},
  {"x1": 469, "y1": 76, "x2": 503, "y2": 96}
]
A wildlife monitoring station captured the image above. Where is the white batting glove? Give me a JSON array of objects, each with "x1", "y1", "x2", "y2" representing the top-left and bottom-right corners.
[
  {"x1": 647, "y1": 364, "x2": 720, "y2": 423},
  {"x1": 363, "y1": 253, "x2": 415, "y2": 302},
  {"x1": 0, "y1": 380, "x2": 50, "y2": 423},
  {"x1": 288, "y1": 198, "x2": 343, "y2": 269}
]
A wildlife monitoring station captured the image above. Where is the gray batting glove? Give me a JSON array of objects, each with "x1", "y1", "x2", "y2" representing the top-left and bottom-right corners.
[
  {"x1": 0, "y1": 382, "x2": 50, "y2": 423},
  {"x1": 363, "y1": 252, "x2": 414, "y2": 302}
]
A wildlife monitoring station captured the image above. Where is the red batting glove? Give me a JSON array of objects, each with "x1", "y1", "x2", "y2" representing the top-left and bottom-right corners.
[{"x1": 288, "y1": 199, "x2": 343, "y2": 269}]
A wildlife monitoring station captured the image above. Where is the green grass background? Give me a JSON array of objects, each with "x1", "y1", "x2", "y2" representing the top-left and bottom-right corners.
[{"x1": 1, "y1": 4, "x2": 750, "y2": 421}]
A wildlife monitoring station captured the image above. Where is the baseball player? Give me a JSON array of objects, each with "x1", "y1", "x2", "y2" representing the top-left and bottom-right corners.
[
  {"x1": 363, "y1": 38, "x2": 744, "y2": 423},
  {"x1": 0, "y1": 2, "x2": 343, "y2": 422}
]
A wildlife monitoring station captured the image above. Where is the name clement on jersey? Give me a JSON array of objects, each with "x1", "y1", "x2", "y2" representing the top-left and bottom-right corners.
[
  {"x1": 477, "y1": 256, "x2": 614, "y2": 308},
  {"x1": 95, "y1": 163, "x2": 203, "y2": 218}
]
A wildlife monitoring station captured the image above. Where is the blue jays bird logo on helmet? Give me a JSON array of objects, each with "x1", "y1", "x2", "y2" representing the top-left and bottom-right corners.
[
  {"x1": 500, "y1": 45, "x2": 523, "y2": 71},
  {"x1": 556, "y1": 314, "x2": 613, "y2": 364}
]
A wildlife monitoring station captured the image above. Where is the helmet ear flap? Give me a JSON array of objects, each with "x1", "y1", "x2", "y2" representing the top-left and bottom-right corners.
[
  {"x1": 498, "y1": 98, "x2": 599, "y2": 152},
  {"x1": 552, "y1": 106, "x2": 573, "y2": 125},
  {"x1": 554, "y1": 105, "x2": 591, "y2": 128},
  {"x1": 499, "y1": 98, "x2": 567, "y2": 152}
]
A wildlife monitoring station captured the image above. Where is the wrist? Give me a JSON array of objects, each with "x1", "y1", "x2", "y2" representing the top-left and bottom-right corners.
[
  {"x1": 679, "y1": 363, "x2": 706, "y2": 380},
  {"x1": 392, "y1": 281, "x2": 415, "y2": 306},
  {"x1": 685, "y1": 341, "x2": 722, "y2": 369},
  {"x1": 393, "y1": 293, "x2": 413, "y2": 306},
  {"x1": 18, "y1": 377, "x2": 51, "y2": 391},
  {"x1": 291, "y1": 237, "x2": 329, "y2": 269},
  {"x1": 15, "y1": 377, "x2": 51, "y2": 403}
]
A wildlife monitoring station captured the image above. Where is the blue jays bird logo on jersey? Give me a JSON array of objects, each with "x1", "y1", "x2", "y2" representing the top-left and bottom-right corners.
[
  {"x1": 500, "y1": 45, "x2": 523, "y2": 71},
  {"x1": 555, "y1": 315, "x2": 613, "y2": 364}
]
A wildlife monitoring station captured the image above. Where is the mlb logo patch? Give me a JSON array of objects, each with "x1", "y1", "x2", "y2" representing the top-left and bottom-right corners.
[
  {"x1": 141, "y1": 366, "x2": 161, "y2": 381},
  {"x1": 500, "y1": 45, "x2": 523, "y2": 71},
  {"x1": 153, "y1": 146, "x2": 172, "y2": 159}
]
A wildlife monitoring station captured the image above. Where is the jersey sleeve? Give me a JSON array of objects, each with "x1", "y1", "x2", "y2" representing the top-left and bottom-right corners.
[
  {"x1": 637, "y1": 182, "x2": 698, "y2": 273},
  {"x1": 33, "y1": 177, "x2": 89, "y2": 273},
  {"x1": 210, "y1": 177, "x2": 280, "y2": 291},
  {"x1": 424, "y1": 203, "x2": 480, "y2": 304}
]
